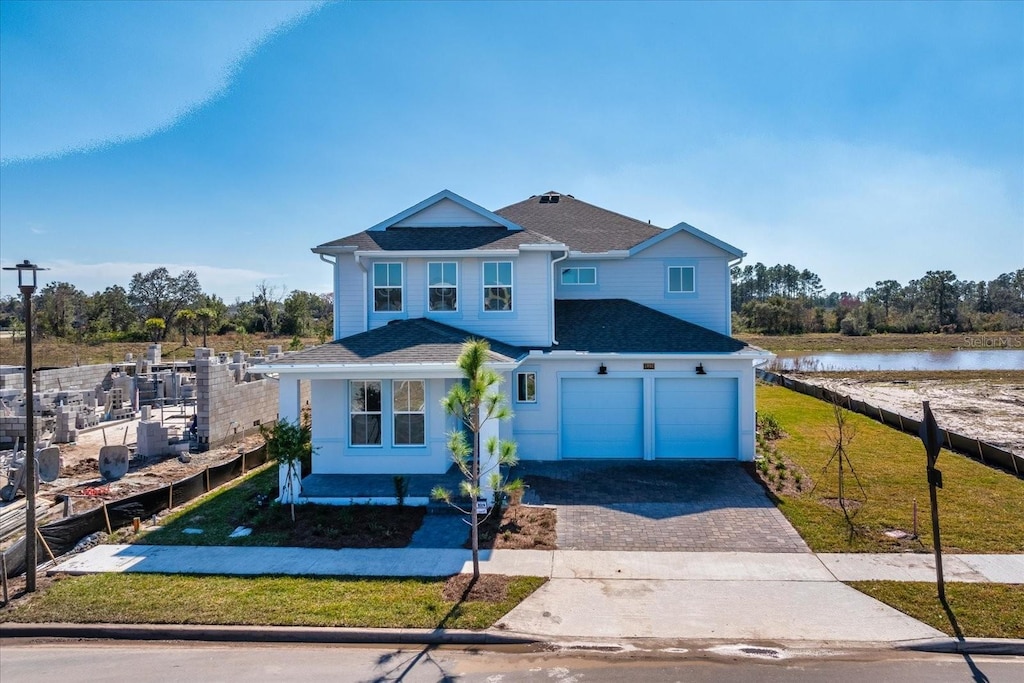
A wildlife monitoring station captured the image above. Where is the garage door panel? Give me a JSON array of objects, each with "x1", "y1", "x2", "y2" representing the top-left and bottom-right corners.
[
  {"x1": 561, "y1": 378, "x2": 643, "y2": 459},
  {"x1": 655, "y1": 377, "x2": 738, "y2": 459}
]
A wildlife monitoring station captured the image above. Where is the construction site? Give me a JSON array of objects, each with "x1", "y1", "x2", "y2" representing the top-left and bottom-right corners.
[{"x1": 0, "y1": 343, "x2": 293, "y2": 553}]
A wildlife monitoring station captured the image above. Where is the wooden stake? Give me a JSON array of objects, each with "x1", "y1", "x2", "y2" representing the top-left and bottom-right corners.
[
  {"x1": 102, "y1": 502, "x2": 112, "y2": 534},
  {"x1": 36, "y1": 528, "x2": 56, "y2": 563},
  {"x1": 1, "y1": 553, "x2": 9, "y2": 604},
  {"x1": 205, "y1": 467, "x2": 211, "y2": 492}
]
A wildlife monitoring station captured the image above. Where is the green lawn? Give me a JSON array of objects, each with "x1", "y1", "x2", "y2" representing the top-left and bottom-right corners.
[
  {"x1": 848, "y1": 582, "x2": 1024, "y2": 639},
  {"x1": 0, "y1": 573, "x2": 547, "y2": 630},
  {"x1": 139, "y1": 464, "x2": 286, "y2": 546},
  {"x1": 757, "y1": 384, "x2": 1024, "y2": 553}
]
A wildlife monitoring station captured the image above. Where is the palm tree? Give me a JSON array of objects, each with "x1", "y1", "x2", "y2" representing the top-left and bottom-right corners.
[
  {"x1": 174, "y1": 309, "x2": 196, "y2": 346},
  {"x1": 195, "y1": 308, "x2": 215, "y2": 347}
]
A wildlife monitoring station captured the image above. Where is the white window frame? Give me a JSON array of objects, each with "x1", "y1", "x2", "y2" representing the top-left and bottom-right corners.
[
  {"x1": 516, "y1": 372, "x2": 537, "y2": 403},
  {"x1": 482, "y1": 261, "x2": 514, "y2": 312},
  {"x1": 392, "y1": 379, "x2": 426, "y2": 447},
  {"x1": 560, "y1": 266, "x2": 597, "y2": 286},
  {"x1": 350, "y1": 380, "x2": 382, "y2": 447},
  {"x1": 373, "y1": 262, "x2": 404, "y2": 312},
  {"x1": 427, "y1": 261, "x2": 458, "y2": 312},
  {"x1": 667, "y1": 265, "x2": 696, "y2": 294}
]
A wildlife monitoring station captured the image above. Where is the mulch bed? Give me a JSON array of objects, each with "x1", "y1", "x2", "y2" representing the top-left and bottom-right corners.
[
  {"x1": 253, "y1": 503, "x2": 426, "y2": 548},
  {"x1": 472, "y1": 505, "x2": 557, "y2": 550},
  {"x1": 442, "y1": 573, "x2": 511, "y2": 602}
]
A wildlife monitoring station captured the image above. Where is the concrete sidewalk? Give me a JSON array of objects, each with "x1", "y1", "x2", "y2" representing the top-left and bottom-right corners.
[
  {"x1": 43, "y1": 546, "x2": 1023, "y2": 647},
  {"x1": 50, "y1": 545, "x2": 1024, "y2": 584}
]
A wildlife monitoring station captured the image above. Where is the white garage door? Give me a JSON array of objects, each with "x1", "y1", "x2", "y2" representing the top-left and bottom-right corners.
[
  {"x1": 561, "y1": 378, "x2": 644, "y2": 458},
  {"x1": 654, "y1": 377, "x2": 738, "y2": 459}
]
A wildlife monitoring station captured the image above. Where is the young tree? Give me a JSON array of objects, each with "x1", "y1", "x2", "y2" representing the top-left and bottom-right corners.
[
  {"x1": 261, "y1": 417, "x2": 313, "y2": 522},
  {"x1": 432, "y1": 339, "x2": 521, "y2": 581},
  {"x1": 144, "y1": 317, "x2": 166, "y2": 343}
]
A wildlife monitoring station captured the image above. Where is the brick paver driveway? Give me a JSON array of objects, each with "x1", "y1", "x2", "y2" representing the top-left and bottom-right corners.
[{"x1": 512, "y1": 460, "x2": 809, "y2": 553}]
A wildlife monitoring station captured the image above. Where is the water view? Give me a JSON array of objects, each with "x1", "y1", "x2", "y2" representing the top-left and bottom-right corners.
[{"x1": 775, "y1": 349, "x2": 1024, "y2": 372}]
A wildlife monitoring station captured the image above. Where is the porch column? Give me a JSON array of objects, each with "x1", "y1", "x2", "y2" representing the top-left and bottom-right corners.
[
  {"x1": 277, "y1": 375, "x2": 303, "y2": 504},
  {"x1": 478, "y1": 402, "x2": 500, "y2": 504}
]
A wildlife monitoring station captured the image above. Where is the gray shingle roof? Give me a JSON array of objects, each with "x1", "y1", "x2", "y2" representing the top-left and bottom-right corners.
[
  {"x1": 316, "y1": 227, "x2": 556, "y2": 252},
  {"x1": 497, "y1": 193, "x2": 665, "y2": 253},
  {"x1": 551, "y1": 299, "x2": 748, "y2": 353},
  {"x1": 261, "y1": 318, "x2": 527, "y2": 366}
]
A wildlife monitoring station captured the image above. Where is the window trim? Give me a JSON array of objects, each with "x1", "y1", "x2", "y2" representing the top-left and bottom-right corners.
[
  {"x1": 560, "y1": 266, "x2": 597, "y2": 286},
  {"x1": 667, "y1": 265, "x2": 696, "y2": 294},
  {"x1": 349, "y1": 380, "x2": 383, "y2": 447},
  {"x1": 516, "y1": 371, "x2": 537, "y2": 403},
  {"x1": 482, "y1": 260, "x2": 514, "y2": 312},
  {"x1": 392, "y1": 379, "x2": 426, "y2": 447},
  {"x1": 427, "y1": 261, "x2": 459, "y2": 313},
  {"x1": 373, "y1": 262, "x2": 404, "y2": 313}
]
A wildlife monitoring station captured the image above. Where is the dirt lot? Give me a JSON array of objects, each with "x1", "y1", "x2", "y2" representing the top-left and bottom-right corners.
[
  {"x1": 795, "y1": 373, "x2": 1024, "y2": 457},
  {"x1": 2, "y1": 408, "x2": 264, "y2": 540}
]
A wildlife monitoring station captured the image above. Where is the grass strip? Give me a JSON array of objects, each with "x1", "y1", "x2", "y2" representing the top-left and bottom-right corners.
[
  {"x1": 848, "y1": 581, "x2": 1024, "y2": 639},
  {"x1": 756, "y1": 384, "x2": 1024, "y2": 553},
  {"x1": 0, "y1": 573, "x2": 547, "y2": 630}
]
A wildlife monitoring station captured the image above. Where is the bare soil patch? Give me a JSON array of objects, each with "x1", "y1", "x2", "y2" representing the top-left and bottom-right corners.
[
  {"x1": 796, "y1": 374, "x2": 1024, "y2": 456},
  {"x1": 474, "y1": 505, "x2": 557, "y2": 550},
  {"x1": 252, "y1": 503, "x2": 426, "y2": 549},
  {"x1": 442, "y1": 573, "x2": 512, "y2": 603}
]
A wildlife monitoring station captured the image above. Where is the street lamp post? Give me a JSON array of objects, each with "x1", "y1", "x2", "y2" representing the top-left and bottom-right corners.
[{"x1": 4, "y1": 260, "x2": 46, "y2": 593}]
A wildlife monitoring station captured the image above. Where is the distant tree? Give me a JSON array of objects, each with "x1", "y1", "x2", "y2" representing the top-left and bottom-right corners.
[
  {"x1": 128, "y1": 268, "x2": 202, "y2": 338},
  {"x1": 144, "y1": 317, "x2": 166, "y2": 343},
  {"x1": 251, "y1": 281, "x2": 283, "y2": 335},
  {"x1": 174, "y1": 309, "x2": 196, "y2": 346},
  {"x1": 195, "y1": 308, "x2": 216, "y2": 347},
  {"x1": 35, "y1": 281, "x2": 87, "y2": 338},
  {"x1": 87, "y1": 285, "x2": 136, "y2": 335},
  {"x1": 920, "y1": 270, "x2": 959, "y2": 330}
]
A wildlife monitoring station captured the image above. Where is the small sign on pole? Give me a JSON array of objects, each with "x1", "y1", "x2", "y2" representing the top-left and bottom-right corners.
[{"x1": 919, "y1": 400, "x2": 946, "y2": 603}]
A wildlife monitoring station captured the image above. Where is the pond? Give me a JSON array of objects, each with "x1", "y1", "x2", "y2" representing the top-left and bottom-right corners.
[{"x1": 775, "y1": 349, "x2": 1024, "y2": 372}]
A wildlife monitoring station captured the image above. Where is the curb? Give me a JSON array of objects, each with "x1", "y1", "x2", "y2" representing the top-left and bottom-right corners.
[
  {"x1": 897, "y1": 638, "x2": 1024, "y2": 656},
  {"x1": 0, "y1": 623, "x2": 543, "y2": 647}
]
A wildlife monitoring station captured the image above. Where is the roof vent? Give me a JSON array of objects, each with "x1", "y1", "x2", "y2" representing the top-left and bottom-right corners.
[
  {"x1": 539, "y1": 192, "x2": 560, "y2": 204},
  {"x1": 539, "y1": 195, "x2": 550, "y2": 204}
]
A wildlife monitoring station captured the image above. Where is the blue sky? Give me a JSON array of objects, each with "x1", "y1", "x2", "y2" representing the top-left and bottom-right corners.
[{"x1": 1, "y1": 0, "x2": 1021, "y2": 302}]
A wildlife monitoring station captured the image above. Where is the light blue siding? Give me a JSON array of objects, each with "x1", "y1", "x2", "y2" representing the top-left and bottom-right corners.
[
  {"x1": 654, "y1": 377, "x2": 738, "y2": 458},
  {"x1": 561, "y1": 377, "x2": 644, "y2": 458},
  {"x1": 554, "y1": 232, "x2": 733, "y2": 335}
]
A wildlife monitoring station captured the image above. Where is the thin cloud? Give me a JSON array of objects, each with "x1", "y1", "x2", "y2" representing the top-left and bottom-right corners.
[{"x1": 0, "y1": 1, "x2": 326, "y2": 165}]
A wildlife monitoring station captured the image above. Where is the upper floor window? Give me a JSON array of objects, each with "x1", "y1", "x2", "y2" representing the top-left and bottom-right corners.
[
  {"x1": 483, "y1": 261, "x2": 513, "y2": 311},
  {"x1": 393, "y1": 380, "x2": 426, "y2": 446},
  {"x1": 350, "y1": 380, "x2": 382, "y2": 446},
  {"x1": 560, "y1": 266, "x2": 596, "y2": 285},
  {"x1": 373, "y1": 263, "x2": 403, "y2": 312},
  {"x1": 667, "y1": 266, "x2": 695, "y2": 294},
  {"x1": 428, "y1": 261, "x2": 458, "y2": 312},
  {"x1": 516, "y1": 372, "x2": 536, "y2": 403}
]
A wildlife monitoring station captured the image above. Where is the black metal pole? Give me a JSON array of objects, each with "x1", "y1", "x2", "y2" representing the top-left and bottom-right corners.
[
  {"x1": 21, "y1": 285, "x2": 37, "y2": 593},
  {"x1": 928, "y1": 473, "x2": 945, "y2": 603}
]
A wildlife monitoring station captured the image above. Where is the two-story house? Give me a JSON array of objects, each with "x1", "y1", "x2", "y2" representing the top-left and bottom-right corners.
[{"x1": 256, "y1": 190, "x2": 770, "y2": 502}]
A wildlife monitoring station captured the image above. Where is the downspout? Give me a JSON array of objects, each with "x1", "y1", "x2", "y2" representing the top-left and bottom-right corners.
[
  {"x1": 727, "y1": 255, "x2": 744, "y2": 337},
  {"x1": 549, "y1": 250, "x2": 569, "y2": 345},
  {"x1": 353, "y1": 252, "x2": 368, "y2": 334},
  {"x1": 319, "y1": 253, "x2": 339, "y2": 340}
]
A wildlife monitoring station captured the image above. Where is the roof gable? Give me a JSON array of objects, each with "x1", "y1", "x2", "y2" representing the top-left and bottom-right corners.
[
  {"x1": 630, "y1": 221, "x2": 745, "y2": 259},
  {"x1": 368, "y1": 190, "x2": 523, "y2": 232}
]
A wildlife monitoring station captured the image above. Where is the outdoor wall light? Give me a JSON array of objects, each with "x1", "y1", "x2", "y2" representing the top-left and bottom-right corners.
[
  {"x1": 696, "y1": 363, "x2": 707, "y2": 375},
  {"x1": 597, "y1": 363, "x2": 608, "y2": 375}
]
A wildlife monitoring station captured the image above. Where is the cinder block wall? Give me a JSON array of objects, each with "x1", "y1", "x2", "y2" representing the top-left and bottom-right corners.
[
  {"x1": 0, "y1": 415, "x2": 46, "y2": 447},
  {"x1": 0, "y1": 367, "x2": 25, "y2": 391},
  {"x1": 36, "y1": 364, "x2": 114, "y2": 391},
  {"x1": 195, "y1": 359, "x2": 279, "y2": 450}
]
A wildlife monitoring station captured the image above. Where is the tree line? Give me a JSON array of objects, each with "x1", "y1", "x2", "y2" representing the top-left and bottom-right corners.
[
  {"x1": 0, "y1": 267, "x2": 334, "y2": 345},
  {"x1": 732, "y1": 264, "x2": 1024, "y2": 335}
]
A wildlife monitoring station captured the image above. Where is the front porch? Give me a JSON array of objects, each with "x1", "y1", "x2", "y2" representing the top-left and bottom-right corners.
[{"x1": 298, "y1": 466, "x2": 471, "y2": 507}]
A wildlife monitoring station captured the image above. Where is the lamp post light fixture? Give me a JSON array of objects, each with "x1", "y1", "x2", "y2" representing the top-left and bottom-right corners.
[{"x1": 3, "y1": 260, "x2": 47, "y2": 593}]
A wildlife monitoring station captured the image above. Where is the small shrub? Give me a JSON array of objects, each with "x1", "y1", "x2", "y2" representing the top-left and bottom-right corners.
[{"x1": 757, "y1": 413, "x2": 783, "y2": 440}]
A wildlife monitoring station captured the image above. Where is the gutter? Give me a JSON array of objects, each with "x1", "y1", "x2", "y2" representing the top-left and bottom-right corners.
[{"x1": 319, "y1": 253, "x2": 339, "y2": 339}]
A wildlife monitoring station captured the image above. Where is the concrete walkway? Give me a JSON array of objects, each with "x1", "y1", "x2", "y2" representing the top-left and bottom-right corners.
[{"x1": 50, "y1": 546, "x2": 1024, "y2": 645}]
